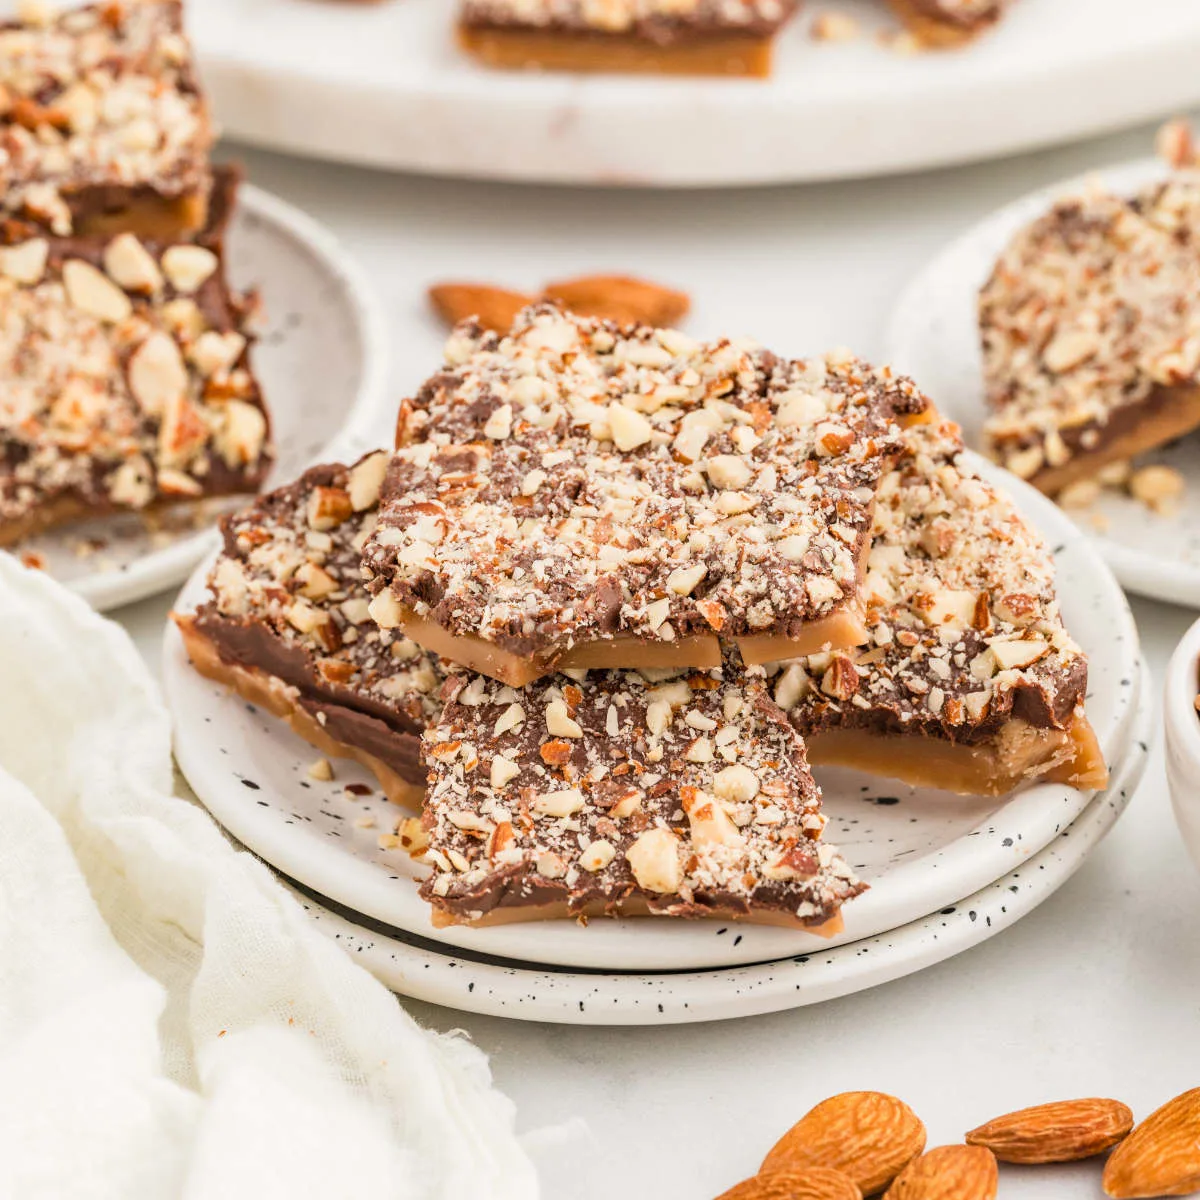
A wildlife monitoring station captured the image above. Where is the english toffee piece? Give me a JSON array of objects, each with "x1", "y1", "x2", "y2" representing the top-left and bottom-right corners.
[
  {"x1": 980, "y1": 168, "x2": 1200, "y2": 497},
  {"x1": 362, "y1": 305, "x2": 928, "y2": 687},
  {"x1": 783, "y1": 420, "x2": 1107, "y2": 796},
  {"x1": 457, "y1": 0, "x2": 800, "y2": 77},
  {"x1": 886, "y1": 0, "x2": 1011, "y2": 46},
  {"x1": 174, "y1": 456, "x2": 446, "y2": 807},
  {"x1": 415, "y1": 661, "x2": 865, "y2": 928},
  {"x1": 0, "y1": 169, "x2": 271, "y2": 546},
  {"x1": 0, "y1": 0, "x2": 214, "y2": 238}
]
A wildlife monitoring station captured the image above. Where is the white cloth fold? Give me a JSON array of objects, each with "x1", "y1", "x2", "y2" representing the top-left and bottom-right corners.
[{"x1": 0, "y1": 555, "x2": 538, "y2": 1200}]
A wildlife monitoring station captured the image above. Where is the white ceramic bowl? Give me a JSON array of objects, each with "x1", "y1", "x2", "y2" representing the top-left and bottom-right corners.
[{"x1": 1165, "y1": 617, "x2": 1200, "y2": 874}]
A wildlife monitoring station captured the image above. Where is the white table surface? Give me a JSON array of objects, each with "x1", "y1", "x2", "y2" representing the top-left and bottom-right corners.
[{"x1": 118, "y1": 119, "x2": 1200, "y2": 1198}]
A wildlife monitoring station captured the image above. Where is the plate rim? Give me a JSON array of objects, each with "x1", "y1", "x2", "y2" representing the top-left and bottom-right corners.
[
  {"x1": 164, "y1": 447, "x2": 1143, "y2": 972},
  {"x1": 281, "y1": 683, "x2": 1151, "y2": 1025},
  {"x1": 62, "y1": 181, "x2": 391, "y2": 612},
  {"x1": 191, "y1": 1, "x2": 1200, "y2": 186},
  {"x1": 883, "y1": 154, "x2": 1200, "y2": 608}
]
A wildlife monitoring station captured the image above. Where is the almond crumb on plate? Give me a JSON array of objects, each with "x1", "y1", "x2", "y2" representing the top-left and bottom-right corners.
[{"x1": 307, "y1": 757, "x2": 334, "y2": 782}]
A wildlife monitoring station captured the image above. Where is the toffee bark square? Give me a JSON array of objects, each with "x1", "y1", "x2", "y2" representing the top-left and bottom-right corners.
[
  {"x1": 781, "y1": 419, "x2": 1107, "y2": 797},
  {"x1": 415, "y1": 663, "x2": 864, "y2": 928},
  {"x1": 0, "y1": 0, "x2": 214, "y2": 238},
  {"x1": 980, "y1": 171, "x2": 1200, "y2": 497},
  {"x1": 174, "y1": 454, "x2": 447, "y2": 808},
  {"x1": 886, "y1": 0, "x2": 1010, "y2": 47},
  {"x1": 457, "y1": 0, "x2": 800, "y2": 78},
  {"x1": 0, "y1": 168, "x2": 272, "y2": 546},
  {"x1": 363, "y1": 305, "x2": 928, "y2": 687}
]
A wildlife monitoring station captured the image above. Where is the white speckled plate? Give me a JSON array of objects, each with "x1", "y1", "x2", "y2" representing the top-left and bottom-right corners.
[
  {"x1": 9, "y1": 183, "x2": 390, "y2": 613},
  {"x1": 884, "y1": 157, "x2": 1200, "y2": 609},
  {"x1": 277, "y1": 686, "x2": 1150, "y2": 1024},
  {"x1": 165, "y1": 452, "x2": 1143, "y2": 972},
  {"x1": 190, "y1": 0, "x2": 1200, "y2": 187}
]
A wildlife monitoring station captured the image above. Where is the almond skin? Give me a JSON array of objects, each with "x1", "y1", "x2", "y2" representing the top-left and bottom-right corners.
[
  {"x1": 967, "y1": 1097, "x2": 1133, "y2": 1163},
  {"x1": 1104, "y1": 1088, "x2": 1200, "y2": 1198},
  {"x1": 540, "y1": 273, "x2": 691, "y2": 327},
  {"x1": 761, "y1": 1092, "x2": 927, "y2": 1196},
  {"x1": 427, "y1": 283, "x2": 533, "y2": 333},
  {"x1": 884, "y1": 1145, "x2": 998, "y2": 1200},
  {"x1": 716, "y1": 1168, "x2": 863, "y2": 1200}
]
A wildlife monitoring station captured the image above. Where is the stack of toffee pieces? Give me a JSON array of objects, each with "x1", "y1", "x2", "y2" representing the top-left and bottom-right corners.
[
  {"x1": 178, "y1": 306, "x2": 1106, "y2": 932},
  {"x1": 0, "y1": 0, "x2": 273, "y2": 551}
]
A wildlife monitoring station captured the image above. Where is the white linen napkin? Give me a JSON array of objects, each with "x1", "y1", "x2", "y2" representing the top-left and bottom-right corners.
[{"x1": 0, "y1": 555, "x2": 538, "y2": 1200}]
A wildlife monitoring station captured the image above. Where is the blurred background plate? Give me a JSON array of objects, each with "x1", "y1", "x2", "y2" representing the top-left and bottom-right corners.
[{"x1": 191, "y1": 0, "x2": 1200, "y2": 187}]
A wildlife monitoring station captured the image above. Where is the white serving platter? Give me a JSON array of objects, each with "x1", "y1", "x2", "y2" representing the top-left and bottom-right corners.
[
  {"x1": 190, "y1": 0, "x2": 1200, "y2": 187},
  {"x1": 165, "y1": 452, "x2": 1142, "y2": 973},
  {"x1": 885, "y1": 157, "x2": 1200, "y2": 610},
  {"x1": 280, "y1": 689, "x2": 1151, "y2": 1025},
  {"x1": 9, "y1": 183, "x2": 390, "y2": 612}
]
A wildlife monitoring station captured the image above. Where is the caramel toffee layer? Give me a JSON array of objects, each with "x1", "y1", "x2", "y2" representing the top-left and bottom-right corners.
[
  {"x1": 887, "y1": 0, "x2": 1008, "y2": 45},
  {"x1": 416, "y1": 663, "x2": 864, "y2": 927},
  {"x1": 176, "y1": 456, "x2": 446, "y2": 802},
  {"x1": 458, "y1": 0, "x2": 798, "y2": 42},
  {"x1": 779, "y1": 419, "x2": 1106, "y2": 796},
  {"x1": 0, "y1": 168, "x2": 272, "y2": 545},
  {"x1": 980, "y1": 171, "x2": 1200, "y2": 495},
  {"x1": 0, "y1": 0, "x2": 213, "y2": 236},
  {"x1": 364, "y1": 305, "x2": 928, "y2": 684}
]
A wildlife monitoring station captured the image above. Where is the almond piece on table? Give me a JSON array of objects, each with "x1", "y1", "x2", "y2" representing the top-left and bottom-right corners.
[
  {"x1": 761, "y1": 1091, "x2": 927, "y2": 1196},
  {"x1": 966, "y1": 1097, "x2": 1133, "y2": 1163},
  {"x1": 716, "y1": 1168, "x2": 863, "y2": 1200},
  {"x1": 540, "y1": 273, "x2": 691, "y2": 327},
  {"x1": 1103, "y1": 1087, "x2": 1200, "y2": 1198},
  {"x1": 884, "y1": 1145, "x2": 998, "y2": 1199},
  {"x1": 427, "y1": 282, "x2": 534, "y2": 333}
]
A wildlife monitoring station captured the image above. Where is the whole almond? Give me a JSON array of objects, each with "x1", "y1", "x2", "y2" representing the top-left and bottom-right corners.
[
  {"x1": 967, "y1": 1097, "x2": 1133, "y2": 1163},
  {"x1": 428, "y1": 283, "x2": 533, "y2": 333},
  {"x1": 716, "y1": 1168, "x2": 863, "y2": 1200},
  {"x1": 541, "y1": 273, "x2": 690, "y2": 327},
  {"x1": 761, "y1": 1092, "x2": 926, "y2": 1195},
  {"x1": 884, "y1": 1145, "x2": 998, "y2": 1200},
  {"x1": 1104, "y1": 1088, "x2": 1200, "y2": 1198}
]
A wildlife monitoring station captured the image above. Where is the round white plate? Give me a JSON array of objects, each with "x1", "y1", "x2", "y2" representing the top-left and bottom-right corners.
[
  {"x1": 14, "y1": 184, "x2": 389, "y2": 613},
  {"x1": 884, "y1": 156, "x2": 1200, "y2": 609},
  {"x1": 190, "y1": 0, "x2": 1200, "y2": 188},
  {"x1": 279, "y1": 687, "x2": 1151, "y2": 1025},
  {"x1": 165, "y1": 452, "x2": 1142, "y2": 972}
]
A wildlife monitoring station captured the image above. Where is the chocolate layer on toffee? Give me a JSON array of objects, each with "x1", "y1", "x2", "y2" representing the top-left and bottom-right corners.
[
  {"x1": 174, "y1": 455, "x2": 446, "y2": 807},
  {"x1": 0, "y1": 168, "x2": 271, "y2": 546},
  {"x1": 781, "y1": 419, "x2": 1106, "y2": 796},
  {"x1": 363, "y1": 305, "x2": 928, "y2": 686},
  {"x1": 980, "y1": 163, "x2": 1200, "y2": 497},
  {"x1": 0, "y1": 0, "x2": 213, "y2": 237},
  {"x1": 414, "y1": 661, "x2": 864, "y2": 928},
  {"x1": 457, "y1": 0, "x2": 799, "y2": 77}
]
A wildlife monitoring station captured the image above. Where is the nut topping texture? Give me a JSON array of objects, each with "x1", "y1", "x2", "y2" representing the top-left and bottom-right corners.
[
  {"x1": 0, "y1": 0, "x2": 212, "y2": 235},
  {"x1": 417, "y1": 659, "x2": 864, "y2": 926},
  {"x1": 980, "y1": 153, "x2": 1200, "y2": 490},
  {"x1": 363, "y1": 305, "x2": 927, "y2": 673},
  {"x1": 785, "y1": 419, "x2": 1089, "y2": 749},
  {"x1": 0, "y1": 170, "x2": 272, "y2": 541},
  {"x1": 185, "y1": 456, "x2": 446, "y2": 788}
]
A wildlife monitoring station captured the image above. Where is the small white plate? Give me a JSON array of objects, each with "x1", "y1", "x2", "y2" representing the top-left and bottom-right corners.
[
  {"x1": 12, "y1": 183, "x2": 390, "y2": 613},
  {"x1": 191, "y1": 0, "x2": 1200, "y2": 188},
  {"x1": 279, "y1": 689, "x2": 1151, "y2": 1025},
  {"x1": 884, "y1": 157, "x2": 1200, "y2": 609},
  {"x1": 165, "y1": 453, "x2": 1142, "y2": 972},
  {"x1": 1163, "y1": 618, "x2": 1200, "y2": 877}
]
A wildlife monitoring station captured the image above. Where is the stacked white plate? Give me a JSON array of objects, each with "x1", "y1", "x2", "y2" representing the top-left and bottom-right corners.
[{"x1": 164, "y1": 454, "x2": 1150, "y2": 1023}]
